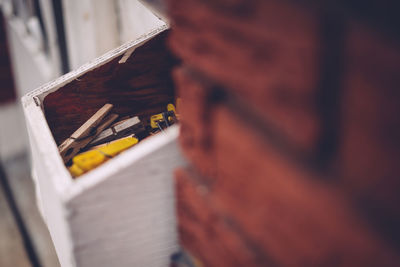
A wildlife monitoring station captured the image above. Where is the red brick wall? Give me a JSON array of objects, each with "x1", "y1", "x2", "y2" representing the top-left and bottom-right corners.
[{"x1": 169, "y1": 0, "x2": 400, "y2": 266}]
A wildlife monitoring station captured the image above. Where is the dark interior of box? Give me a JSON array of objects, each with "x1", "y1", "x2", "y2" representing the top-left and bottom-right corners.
[{"x1": 43, "y1": 31, "x2": 178, "y2": 145}]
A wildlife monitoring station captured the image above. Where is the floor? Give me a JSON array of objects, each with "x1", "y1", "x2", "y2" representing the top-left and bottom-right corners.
[{"x1": 0, "y1": 102, "x2": 60, "y2": 267}]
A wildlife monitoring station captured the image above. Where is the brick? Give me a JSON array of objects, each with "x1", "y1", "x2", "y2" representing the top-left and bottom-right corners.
[
  {"x1": 339, "y1": 21, "x2": 400, "y2": 220},
  {"x1": 206, "y1": 105, "x2": 400, "y2": 266},
  {"x1": 171, "y1": 2, "x2": 400, "y2": 264},
  {"x1": 173, "y1": 67, "x2": 217, "y2": 178},
  {"x1": 175, "y1": 168, "x2": 273, "y2": 266},
  {"x1": 168, "y1": 0, "x2": 322, "y2": 152}
]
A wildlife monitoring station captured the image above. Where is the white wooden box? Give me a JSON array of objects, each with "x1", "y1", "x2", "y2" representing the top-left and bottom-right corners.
[{"x1": 21, "y1": 24, "x2": 184, "y2": 267}]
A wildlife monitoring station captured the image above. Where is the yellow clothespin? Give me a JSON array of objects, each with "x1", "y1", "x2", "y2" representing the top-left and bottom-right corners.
[
  {"x1": 167, "y1": 103, "x2": 176, "y2": 113},
  {"x1": 150, "y1": 113, "x2": 165, "y2": 130},
  {"x1": 68, "y1": 136, "x2": 138, "y2": 177},
  {"x1": 150, "y1": 103, "x2": 177, "y2": 131}
]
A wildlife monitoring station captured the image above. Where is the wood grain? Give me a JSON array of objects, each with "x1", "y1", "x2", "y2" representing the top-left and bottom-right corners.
[
  {"x1": 43, "y1": 31, "x2": 177, "y2": 145},
  {"x1": 66, "y1": 127, "x2": 182, "y2": 267}
]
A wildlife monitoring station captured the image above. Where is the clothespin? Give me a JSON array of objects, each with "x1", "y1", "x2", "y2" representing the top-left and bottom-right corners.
[
  {"x1": 150, "y1": 103, "x2": 178, "y2": 131},
  {"x1": 68, "y1": 136, "x2": 138, "y2": 177},
  {"x1": 150, "y1": 113, "x2": 167, "y2": 132},
  {"x1": 88, "y1": 116, "x2": 144, "y2": 147},
  {"x1": 59, "y1": 104, "x2": 118, "y2": 163}
]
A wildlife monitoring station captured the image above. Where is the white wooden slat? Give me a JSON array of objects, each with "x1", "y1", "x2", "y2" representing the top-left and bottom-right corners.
[
  {"x1": 24, "y1": 103, "x2": 76, "y2": 267},
  {"x1": 117, "y1": 0, "x2": 165, "y2": 44},
  {"x1": 67, "y1": 128, "x2": 182, "y2": 267},
  {"x1": 38, "y1": 0, "x2": 62, "y2": 75},
  {"x1": 61, "y1": 0, "x2": 120, "y2": 70},
  {"x1": 2, "y1": 0, "x2": 60, "y2": 97}
]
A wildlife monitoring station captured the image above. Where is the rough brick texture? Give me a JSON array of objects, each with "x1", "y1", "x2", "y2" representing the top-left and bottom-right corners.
[
  {"x1": 211, "y1": 106, "x2": 399, "y2": 266},
  {"x1": 169, "y1": 0, "x2": 322, "y2": 153},
  {"x1": 174, "y1": 68, "x2": 216, "y2": 178},
  {"x1": 176, "y1": 104, "x2": 400, "y2": 266},
  {"x1": 170, "y1": 0, "x2": 400, "y2": 266},
  {"x1": 339, "y1": 21, "x2": 400, "y2": 233},
  {"x1": 175, "y1": 168, "x2": 273, "y2": 266}
]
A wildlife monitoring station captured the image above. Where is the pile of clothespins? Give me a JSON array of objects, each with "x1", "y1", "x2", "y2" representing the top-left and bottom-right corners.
[{"x1": 58, "y1": 102, "x2": 178, "y2": 178}]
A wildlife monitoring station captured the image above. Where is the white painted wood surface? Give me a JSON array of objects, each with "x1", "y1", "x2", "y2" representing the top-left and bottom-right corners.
[
  {"x1": 117, "y1": 0, "x2": 165, "y2": 44},
  {"x1": 22, "y1": 25, "x2": 184, "y2": 267},
  {"x1": 61, "y1": 0, "x2": 119, "y2": 70},
  {"x1": 68, "y1": 127, "x2": 181, "y2": 267},
  {"x1": 38, "y1": 0, "x2": 62, "y2": 74},
  {"x1": 1, "y1": 0, "x2": 61, "y2": 97},
  {"x1": 62, "y1": 0, "x2": 164, "y2": 70}
]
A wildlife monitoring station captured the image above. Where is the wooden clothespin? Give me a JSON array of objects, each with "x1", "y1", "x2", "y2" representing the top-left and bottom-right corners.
[
  {"x1": 59, "y1": 104, "x2": 118, "y2": 163},
  {"x1": 88, "y1": 116, "x2": 144, "y2": 147}
]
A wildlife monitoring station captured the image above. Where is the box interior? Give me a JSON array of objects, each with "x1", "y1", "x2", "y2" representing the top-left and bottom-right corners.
[{"x1": 42, "y1": 31, "x2": 177, "y2": 146}]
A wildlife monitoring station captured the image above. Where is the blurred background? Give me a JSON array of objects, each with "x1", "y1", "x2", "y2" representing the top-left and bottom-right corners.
[{"x1": 0, "y1": 0, "x2": 161, "y2": 266}]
